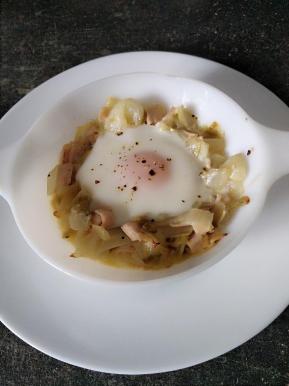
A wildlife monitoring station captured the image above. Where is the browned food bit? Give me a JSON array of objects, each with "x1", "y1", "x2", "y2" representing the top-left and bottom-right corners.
[
  {"x1": 208, "y1": 230, "x2": 225, "y2": 245},
  {"x1": 146, "y1": 104, "x2": 167, "y2": 125},
  {"x1": 91, "y1": 208, "x2": 114, "y2": 229},
  {"x1": 240, "y1": 196, "x2": 250, "y2": 205}
]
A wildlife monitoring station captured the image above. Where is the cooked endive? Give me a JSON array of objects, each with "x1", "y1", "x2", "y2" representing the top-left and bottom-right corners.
[{"x1": 47, "y1": 98, "x2": 249, "y2": 270}]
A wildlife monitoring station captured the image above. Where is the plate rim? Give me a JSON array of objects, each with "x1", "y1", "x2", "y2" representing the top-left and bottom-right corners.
[{"x1": 0, "y1": 51, "x2": 288, "y2": 375}]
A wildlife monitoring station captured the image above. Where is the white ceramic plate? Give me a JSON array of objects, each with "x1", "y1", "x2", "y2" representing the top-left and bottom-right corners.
[{"x1": 0, "y1": 52, "x2": 288, "y2": 374}]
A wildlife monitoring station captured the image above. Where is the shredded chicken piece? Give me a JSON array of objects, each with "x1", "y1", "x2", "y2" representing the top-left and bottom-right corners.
[
  {"x1": 121, "y1": 221, "x2": 157, "y2": 243},
  {"x1": 85, "y1": 126, "x2": 98, "y2": 145},
  {"x1": 61, "y1": 140, "x2": 90, "y2": 164},
  {"x1": 91, "y1": 209, "x2": 114, "y2": 229},
  {"x1": 48, "y1": 98, "x2": 248, "y2": 269},
  {"x1": 57, "y1": 163, "x2": 74, "y2": 186},
  {"x1": 146, "y1": 104, "x2": 167, "y2": 125}
]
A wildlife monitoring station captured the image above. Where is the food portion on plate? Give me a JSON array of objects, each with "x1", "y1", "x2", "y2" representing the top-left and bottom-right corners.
[{"x1": 47, "y1": 97, "x2": 249, "y2": 269}]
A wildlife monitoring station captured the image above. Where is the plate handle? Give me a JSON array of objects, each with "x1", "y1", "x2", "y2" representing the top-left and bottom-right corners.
[
  {"x1": 0, "y1": 142, "x2": 19, "y2": 202},
  {"x1": 260, "y1": 124, "x2": 289, "y2": 185}
]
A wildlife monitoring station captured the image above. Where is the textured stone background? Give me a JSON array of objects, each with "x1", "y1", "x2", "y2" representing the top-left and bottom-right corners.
[{"x1": 0, "y1": 0, "x2": 288, "y2": 385}]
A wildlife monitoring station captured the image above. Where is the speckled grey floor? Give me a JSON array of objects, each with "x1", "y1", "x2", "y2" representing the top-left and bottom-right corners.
[{"x1": 1, "y1": 1, "x2": 289, "y2": 385}]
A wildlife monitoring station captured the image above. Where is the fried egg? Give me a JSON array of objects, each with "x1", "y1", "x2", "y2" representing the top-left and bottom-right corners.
[{"x1": 77, "y1": 125, "x2": 202, "y2": 227}]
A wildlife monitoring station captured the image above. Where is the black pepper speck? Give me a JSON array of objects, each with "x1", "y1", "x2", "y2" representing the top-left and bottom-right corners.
[{"x1": 149, "y1": 169, "x2": 156, "y2": 176}]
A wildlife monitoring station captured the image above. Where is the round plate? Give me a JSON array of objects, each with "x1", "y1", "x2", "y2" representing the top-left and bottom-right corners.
[{"x1": 0, "y1": 52, "x2": 288, "y2": 374}]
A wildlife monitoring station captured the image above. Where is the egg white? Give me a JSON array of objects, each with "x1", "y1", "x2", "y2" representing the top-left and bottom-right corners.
[{"x1": 77, "y1": 125, "x2": 202, "y2": 227}]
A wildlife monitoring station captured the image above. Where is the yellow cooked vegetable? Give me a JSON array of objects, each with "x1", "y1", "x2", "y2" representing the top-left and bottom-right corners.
[
  {"x1": 48, "y1": 97, "x2": 249, "y2": 270},
  {"x1": 103, "y1": 98, "x2": 144, "y2": 132}
]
